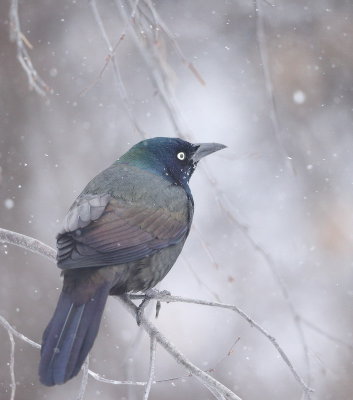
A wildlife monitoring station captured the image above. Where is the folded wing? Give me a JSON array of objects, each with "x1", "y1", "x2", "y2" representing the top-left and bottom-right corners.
[{"x1": 57, "y1": 194, "x2": 188, "y2": 269}]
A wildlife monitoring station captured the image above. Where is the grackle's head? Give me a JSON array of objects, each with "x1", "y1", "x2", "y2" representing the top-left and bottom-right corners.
[{"x1": 119, "y1": 137, "x2": 226, "y2": 188}]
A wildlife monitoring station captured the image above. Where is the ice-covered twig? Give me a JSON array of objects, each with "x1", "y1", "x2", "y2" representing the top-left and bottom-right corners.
[
  {"x1": 7, "y1": 330, "x2": 16, "y2": 400},
  {"x1": 143, "y1": 334, "x2": 157, "y2": 400},
  {"x1": 9, "y1": 0, "x2": 51, "y2": 96},
  {"x1": 119, "y1": 295, "x2": 242, "y2": 400},
  {"x1": 128, "y1": 292, "x2": 313, "y2": 398},
  {"x1": 0, "y1": 314, "x2": 148, "y2": 387},
  {"x1": 0, "y1": 228, "x2": 56, "y2": 261},
  {"x1": 76, "y1": 356, "x2": 90, "y2": 400}
]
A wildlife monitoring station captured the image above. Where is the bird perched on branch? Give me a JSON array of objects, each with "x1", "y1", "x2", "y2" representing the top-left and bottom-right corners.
[{"x1": 39, "y1": 137, "x2": 226, "y2": 386}]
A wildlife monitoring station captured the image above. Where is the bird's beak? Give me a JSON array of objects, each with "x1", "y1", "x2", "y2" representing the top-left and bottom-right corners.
[{"x1": 191, "y1": 142, "x2": 227, "y2": 163}]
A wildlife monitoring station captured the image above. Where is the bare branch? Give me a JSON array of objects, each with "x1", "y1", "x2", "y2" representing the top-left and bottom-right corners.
[
  {"x1": 143, "y1": 334, "x2": 157, "y2": 400},
  {"x1": 119, "y1": 295, "x2": 242, "y2": 400},
  {"x1": 141, "y1": 0, "x2": 206, "y2": 86},
  {"x1": 7, "y1": 330, "x2": 16, "y2": 400},
  {"x1": 301, "y1": 317, "x2": 353, "y2": 351},
  {"x1": 152, "y1": 336, "x2": 240, "y2": 385},
  {"x1": 192, "y1": 225, "x2": 220, "y2": 270},
  {"x1": 0, "y1": 228, "x2": 56, "y2": 261},
  {"x1": 181, "y1": 256, "x2": 222, "y2": 302},
  {"x1": 1, "y1": 229, "x2": 242, "y2": 399},
  {"x1": 252, "y1": 0, "x2": 294, "y2": 171},
  {"x1": 116, "y1": 0, "x2": 190, "y2": 137},
  {"x1": 0, "y1": 314, "x2": 148, "y2": 387},
  {"x1": 76, "y1": 356, "x2": 90, "y2": 400},
  {"x1": 89, "y1": 0, "x2": 146, "y2": 137},
  {"x1": 87, "y1": 370, "x2": 146, "y2": 386},
  {"x1": 199, "y1": 161, "x2": 312, "y2": 393},
  {"x1": 9, "y1": 0, "x2": 51, "y2": 96},
  {"x1": 0, "y1": 315, "x2": 41, "y2": 349},
  {"x1": 78, "y1": 32, "x2": 126, "y2": 97},
  {"x1": 128, "y1": 292, "x2": 313, "y2": 398}
]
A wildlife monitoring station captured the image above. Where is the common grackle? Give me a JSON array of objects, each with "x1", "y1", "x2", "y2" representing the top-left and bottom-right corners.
[{"x1": 39, "y1": 137, "x2": 226, "y2": 386}]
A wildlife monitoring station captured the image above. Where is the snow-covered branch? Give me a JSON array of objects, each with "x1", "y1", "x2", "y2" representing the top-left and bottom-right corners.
[{"x1": 0, "y1": 228, "x2": 242, "y2": 400}]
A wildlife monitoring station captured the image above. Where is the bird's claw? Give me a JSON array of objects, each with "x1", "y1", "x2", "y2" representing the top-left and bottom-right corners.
[
  {"x1": 135, "y1": 289, "x2": 171, "y2": 325},
  {"x1": 146, "y1": 288, "x2": 171, "y2": 299}
]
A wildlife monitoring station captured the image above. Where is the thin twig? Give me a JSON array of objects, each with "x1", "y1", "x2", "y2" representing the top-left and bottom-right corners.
[
  {"x1": 128, "y1": 293, "x2": 313, "y2": 397},
  {"x1": 9, "y1": 0, "x2": 50, "y2": 96},
  {"x1": 252, "y1": 0, "x2": 294, "y2": 171},
  {"x1": 192, "y1": 225, "x2": 219, "y2": 270},
  {"x1": 0, "y1": 228, "x2": 56, "y2": 261},
  {"x1": 79, "y1": 33, "x2": 126, "y2": 97},
  {"x1": 181, "y1": 256, "x2": 221, "y2": 302},
  {"x1": 88, "y1": 370, "x2": 147, "y2": 386},
  {"x1": 7, "y1": 330, "x2": 16, "y2": 400},
  {"x1": 119, "y1": 295, "x2": 242, "y2": 400},
  {"x1": 209, "y1": 337, "x2": 241, "y2": 373},
  {"x1": 0, "y1": 315, "x2": 41, "y2": 349},
  {"x1": 198, "y1": 154, "x2": 312, "y2": 394},
  {"x1": 116, "y1": 0, "x2": 189, "y2": 137},
  {"x1": 89, "y1": 0, "x2": 146, "y2": 136},
  {"x1": 143, "y1": 334, "x2": 157, "y2": 400},
  {"x1": 141, "y1": 0, "x2": 206, "y2": 86},
  {"x1": 76, "y1": 356, "x2": 90, "y2": 400},
  {"x1": 301, "y1": 317, "x2": 353, "y2": 351}
]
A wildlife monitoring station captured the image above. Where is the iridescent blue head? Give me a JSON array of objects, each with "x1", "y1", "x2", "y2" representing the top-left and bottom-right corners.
[{"x1": 119, "y1": 137, "x2": 226, "y2": 189}]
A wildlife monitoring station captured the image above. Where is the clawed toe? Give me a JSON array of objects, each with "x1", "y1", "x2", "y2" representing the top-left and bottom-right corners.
[{"x1": 135, "y1": 289, "x2": 171, "y2": 325}]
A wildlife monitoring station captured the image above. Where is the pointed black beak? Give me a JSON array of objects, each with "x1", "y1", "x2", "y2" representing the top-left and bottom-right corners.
[{"x1": 191, "y1": 142, "x2": 227, "y2": 163}]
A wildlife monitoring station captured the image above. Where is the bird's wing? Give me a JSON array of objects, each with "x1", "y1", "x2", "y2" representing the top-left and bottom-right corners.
[{"x1": 57, "y1": 194, "x2": 189, "y2": 269}]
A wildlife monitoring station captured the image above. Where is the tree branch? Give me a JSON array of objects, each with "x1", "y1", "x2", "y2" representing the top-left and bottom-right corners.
[
  {"x1": 76, "y1": 356, "x2": 90, "y2": 400},
  {"x1": 88, "y1": 0, "x2": 147, "y2": 137},
  {"x1": 143, "y1": 334, "x2": 156, "y2": 400},
  {"x1": 253, "y1": 0, "x2": 294, "y2": 171},
  {"x1": 0, "y1": 228, "x2": 242, "y2": 400},
  {"x1": 119, "y1": 295, "x2": 242, "y2": 400},
  {"x1": 128, "y1": 293, "x2": 313, "y2": 397},
  {"x1": 0, "y1": 228, "x2": 56, "y2": 261},
  {"x1": 9, "y1": 0, "x2": 51, "y2": 96}
]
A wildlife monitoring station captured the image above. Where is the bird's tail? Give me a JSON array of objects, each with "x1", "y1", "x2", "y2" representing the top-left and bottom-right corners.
[{"x1": 39, "y1": 283, "x2": 110, "y2": 386}]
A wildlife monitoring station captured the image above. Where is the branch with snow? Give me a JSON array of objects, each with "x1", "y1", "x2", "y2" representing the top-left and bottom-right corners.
[
  {"x1": 9, "y1": 0, "x2": 51, "y2": 96},
  {"x1": 0, "y1": 228, "x2": 242, "y2": 400}
]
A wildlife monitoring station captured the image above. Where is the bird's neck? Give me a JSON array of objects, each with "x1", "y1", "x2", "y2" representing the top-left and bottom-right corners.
[{"x1": 115, "y1": 154, "x2": 192, "y2": 196}]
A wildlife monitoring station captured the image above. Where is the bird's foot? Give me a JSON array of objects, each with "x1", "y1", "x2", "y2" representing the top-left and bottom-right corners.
[
  {"x1": 145, "y1": 288, "x2": 171, "y2": 299},
  {"x1": 136, "y1": 289, "x2": 171, "y2": 325},
  {"x1": 136, "y1": 297, "x2": 149, "y2": 326}
]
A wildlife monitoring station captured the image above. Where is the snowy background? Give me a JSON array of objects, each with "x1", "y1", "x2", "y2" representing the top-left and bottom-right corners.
[{"x1": 1, "y1": 0, "x2": 353, "y2": 399}]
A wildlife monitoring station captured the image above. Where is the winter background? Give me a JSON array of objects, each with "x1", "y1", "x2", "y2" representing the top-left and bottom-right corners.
[{"x1": 0, "y1": 0, "x2": 352, "y2": 399}]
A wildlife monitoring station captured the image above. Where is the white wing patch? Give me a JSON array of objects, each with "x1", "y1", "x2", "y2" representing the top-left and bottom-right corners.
[{"x1": 60, "y1": 194, "x2": 110, "y2": 234}]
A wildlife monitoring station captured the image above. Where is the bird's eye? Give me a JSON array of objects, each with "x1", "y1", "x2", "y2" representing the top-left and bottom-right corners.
[{"x1": 177, "y1": 152, "x2": 186, "y2": 160}]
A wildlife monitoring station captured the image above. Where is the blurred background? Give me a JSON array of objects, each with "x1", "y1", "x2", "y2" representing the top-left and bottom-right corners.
[{"x1": 0, "y1": 0, "x2": 352, "y2": 399}]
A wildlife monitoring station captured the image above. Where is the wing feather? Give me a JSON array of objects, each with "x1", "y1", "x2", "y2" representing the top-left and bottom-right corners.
[{"x1": 57, "y1": 195, "x2": 189, "y2": 270}]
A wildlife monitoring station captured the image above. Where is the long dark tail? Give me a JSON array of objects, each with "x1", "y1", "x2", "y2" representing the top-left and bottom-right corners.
[{"x1": 39, "y1": 284, "x2": 110, "y2": 386}]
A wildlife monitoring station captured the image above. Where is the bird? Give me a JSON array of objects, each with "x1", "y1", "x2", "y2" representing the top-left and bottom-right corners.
[{"x1": 39, "y1": 136, "x2": 226, "y2": 386}]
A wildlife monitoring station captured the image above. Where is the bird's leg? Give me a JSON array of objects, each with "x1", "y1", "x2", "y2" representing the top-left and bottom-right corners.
[
  {"x1": 136, "y1": 297, "x2": 150, "y2": 326},
  {"x1": 136, "y1": 288, "x2": 171, "y2": 325},
  {"x1": 155, "y1": 300, "x2": 161, "y2": 319}
]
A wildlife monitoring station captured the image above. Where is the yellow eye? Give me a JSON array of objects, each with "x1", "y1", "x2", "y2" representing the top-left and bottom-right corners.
[{"x1": 177, "y1": 152, "x2": 186, "y2": 160}]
